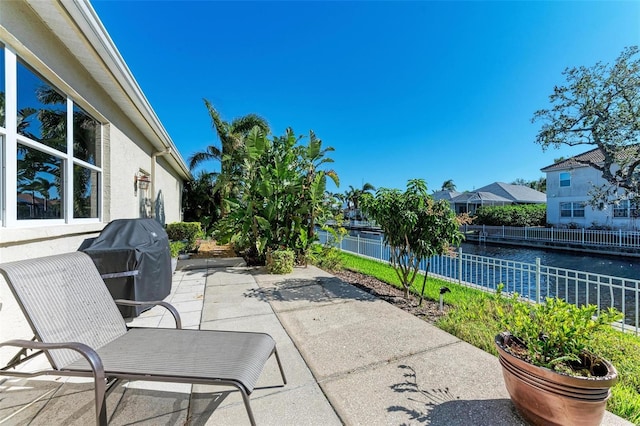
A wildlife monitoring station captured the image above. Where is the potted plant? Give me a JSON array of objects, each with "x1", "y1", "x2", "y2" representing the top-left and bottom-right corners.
[
  {"x1": 169, "y1": 241, "x2": 186, "y2": 273},
  {"x1": 495, "y1": 296, "x2": 621, "y2": 426}
]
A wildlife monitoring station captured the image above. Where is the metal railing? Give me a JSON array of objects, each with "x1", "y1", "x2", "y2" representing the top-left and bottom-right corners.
[
  {"x1": 463, "y1": 224, "x2": 640, "y2": 249},
  {"x1": 317, "y1": 231, "x2": 640, "y2": 334}
]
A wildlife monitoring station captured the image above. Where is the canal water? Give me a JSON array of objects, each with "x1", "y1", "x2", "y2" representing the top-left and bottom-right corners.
[
  {"x1": 460, "y1": 242, "x2": 640, "y2": 281},
  {"x1": 350, "y1": 230, "x2": 640, "y2": 280}
]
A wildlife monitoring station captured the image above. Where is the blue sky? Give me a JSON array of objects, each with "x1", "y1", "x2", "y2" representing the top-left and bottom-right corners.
[{"x1": 92, "y1": 1, "x2": 639, "y2": 194}]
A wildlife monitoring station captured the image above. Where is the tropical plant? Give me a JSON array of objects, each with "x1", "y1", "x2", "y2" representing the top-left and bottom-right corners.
[
  {"x1": 345, "y1": 182, "x2": 375, "y2": 220},
  {"x1": 188, "y1": 100, "x2": 269, "y2": 216},
  {"x1": 441, "y1": 179, "x2": 456, "y2": 192},
  {"x1": 214, "y1": 127, "x2": 339, "y2": 264},
  {"x1": 360, "y1": 179, "x2": 463, "y2": 299},
  {"x1": 183, "y1": 170, "x2": 220, "y2": 234},
  {"x1": 533, "y1": 46, "x2": 640, "y2": 206}
]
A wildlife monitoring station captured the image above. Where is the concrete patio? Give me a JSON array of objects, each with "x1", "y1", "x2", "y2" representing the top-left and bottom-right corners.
[{"x1": 0, "y1": 258, "x2": 632, "y2": 425}]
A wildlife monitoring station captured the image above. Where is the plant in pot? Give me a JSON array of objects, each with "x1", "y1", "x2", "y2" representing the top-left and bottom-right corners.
[
  {"x1": 495, "y1": 296, "x2": 621, "y2": 426},
  {"x1": 169, "y1": 241, "x2": 186, "y2": 274}
]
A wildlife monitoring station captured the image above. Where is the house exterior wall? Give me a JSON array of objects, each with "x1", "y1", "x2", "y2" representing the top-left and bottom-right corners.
[
  {"x1": 0, "y1": 1, "x2": 189, "y2": 364},
  {"x1": 545, "y1": 166, "x2": 636, "y2": 229}
]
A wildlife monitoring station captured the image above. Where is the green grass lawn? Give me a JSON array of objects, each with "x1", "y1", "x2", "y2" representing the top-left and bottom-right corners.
[{"x1": 338, "y1": 251, "x2": 640, "y2": 424}]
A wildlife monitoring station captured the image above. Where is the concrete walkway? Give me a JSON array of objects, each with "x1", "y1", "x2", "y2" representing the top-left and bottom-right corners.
[{"x1": 0, "y1": 258, "x2": 632, "y2": 425}]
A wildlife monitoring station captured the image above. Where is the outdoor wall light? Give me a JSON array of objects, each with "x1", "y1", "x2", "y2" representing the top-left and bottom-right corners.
[{"x1": 135, "y1": 174, "x2": 150, "y2": 193}]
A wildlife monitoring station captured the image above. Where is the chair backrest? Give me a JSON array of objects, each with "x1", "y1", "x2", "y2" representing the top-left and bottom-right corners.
[{"x1": 0, "y1": 252, "x2": 128, "y2": 369}]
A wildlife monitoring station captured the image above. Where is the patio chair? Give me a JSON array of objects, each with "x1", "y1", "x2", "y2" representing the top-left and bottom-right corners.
[{"x1": 0, "y1": 251, "x2": 286, "y2": 425}]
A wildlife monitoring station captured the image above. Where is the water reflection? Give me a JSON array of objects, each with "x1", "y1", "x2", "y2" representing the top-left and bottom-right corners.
[{"x1": 461, "y1": 242, "x2": 640, "y2": 280}]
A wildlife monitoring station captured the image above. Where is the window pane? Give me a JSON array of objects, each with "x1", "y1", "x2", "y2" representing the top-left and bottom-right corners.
[
  {"x1": 560, "y1": 202, "x2": 571, "y2": 217},
  {"x1": 613, "y1": 200, "x2": 629, "y2": 217},
  {"x1": 559, "y1": 172, "x2": 571, "y2": 187},
  {"x1": 73, "y1": 105, "x2": 101, "y2": 166},
  {"x1": 73, "y1": 165, "x2": 99, "y2": 218},
  {"x1": 0, "y1": 44, "x2": 5, "y2": 128},
  {"x1": 17, "y1": 61, "x2": 67, "y2": 152},
  {"x1": 17, "y1": 144, "x2": 63, "y2": 220},
  {"x1": 573, "y1": 202, "x2": 585, "y2": 218}
]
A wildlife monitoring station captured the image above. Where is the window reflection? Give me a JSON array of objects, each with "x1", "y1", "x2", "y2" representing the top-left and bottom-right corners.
[
  {"x1": 1, "y1": 44, "x2": 5, "y2": 128},
  {"x1": 17, "y1": 61, "x2": 67, "y2": 152},
  {"x1": 73, "y1": 105, "x2": 101, "y2": 166},
  {"x1": 74, "y1": 165, "x2": 99, "y2": 218},
  {"x1": 17, "y1": 144, "x2": 63, "y2": 220}
]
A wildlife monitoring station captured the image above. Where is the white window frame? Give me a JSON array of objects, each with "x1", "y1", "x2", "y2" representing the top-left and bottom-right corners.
[
  {"x1": 2, "y1": 45, "x2": 103, "y2": 228},
  {"x1": 560, "y1": 202, "x2": 584, "y2": 218},
  {"x1": 559, "y1": 172, "x2": 571, "y2": 187}
]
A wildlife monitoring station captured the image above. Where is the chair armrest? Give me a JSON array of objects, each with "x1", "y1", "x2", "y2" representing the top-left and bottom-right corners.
[
  {"x1": 114, "y1": 299, "x2": 182, "y2": 329},
  {"x1": 0, "y1": 339, "x2": 105, "y2": 378}
]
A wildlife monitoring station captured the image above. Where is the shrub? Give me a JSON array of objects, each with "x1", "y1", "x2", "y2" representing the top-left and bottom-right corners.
[
  {"x1": 266, "y1": 249, "x2": 294, "y2": 274},
  {"x1": 308, "y1": 244, "x2": 343, "y2": 271},
  {"x1": 169, "y1": 241, "x2": 186, "y2": 258},
  {"x1": 166, "y1": 222, "x2": 202, "y2": 251},
  {"x1": 474, "y1": 204, "x2": 546, "y2": 227}
]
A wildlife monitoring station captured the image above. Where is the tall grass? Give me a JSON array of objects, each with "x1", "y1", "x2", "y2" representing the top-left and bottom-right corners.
[{"x1": 339, "y1": 251, "x2": 640, "y2": 424}]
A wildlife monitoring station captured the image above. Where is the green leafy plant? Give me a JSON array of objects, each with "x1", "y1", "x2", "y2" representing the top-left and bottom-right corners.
[
  {"x1": 166, "y1": 222, "x2": 202, "y2": 252},
  {"x1": 169, "y1": 241, "x2": 186, "y2": 258},
  {"x1": 360, "y1": 179, "x2": 463, "y2": 300},
  {"x1": 214, "y1": 127, "x2": 339, "y2": 265},
  {"x1": 499, "y1": 296, "x2": 622, "y2": 375},
  {"x1": 266, "y1": 249, "x2": 295, "y2": 274}
]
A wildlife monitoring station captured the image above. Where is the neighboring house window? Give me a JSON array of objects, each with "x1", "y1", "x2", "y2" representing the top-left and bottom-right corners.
[
  {"x1": 560, "y1": 202, "x2": 584, "y2": 218},
  {"x1": 613, "y1": 200, "x2": 639, "y2": 218},
  {"x1": 2, "y1": 46, "x2": 102, "y2": 226},
  {"x1": 559, "y1": 172, "x2": 571, "y2": 187}
]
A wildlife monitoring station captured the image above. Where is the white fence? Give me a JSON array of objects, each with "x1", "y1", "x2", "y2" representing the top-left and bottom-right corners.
[
  {"x1": 464, "y1": 224, "x2": 640, "y2": 249},
  {"x1": 317, "y1": 231, "x2": 640, "y2": 334}
]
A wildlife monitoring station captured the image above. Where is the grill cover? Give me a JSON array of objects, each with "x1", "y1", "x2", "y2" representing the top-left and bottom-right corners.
[{"x1": 82, "y1": 219, "x2": 171, "y2": 317}]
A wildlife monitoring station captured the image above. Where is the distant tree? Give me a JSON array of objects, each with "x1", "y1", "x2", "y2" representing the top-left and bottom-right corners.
[
  {"x1": 511, "y1": 177, "x2": 546, "y2": 193},
  {"x1": 345, "y1": 182, "x2": 376, "y2": 219},
  {"x1": 441, "y1": 179, "x2": 457, "y2": 191},
  {"x1": 361, "y1": 179, "x2": 463, "y2": 300},
  {"x1": 533, "y1": 46, "x2": 640, "y2": 205}
]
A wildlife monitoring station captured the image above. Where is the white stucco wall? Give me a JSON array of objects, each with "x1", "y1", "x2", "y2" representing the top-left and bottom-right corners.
[{"x1": 0, "y1": 1, "x2": 187, "y2": 365}]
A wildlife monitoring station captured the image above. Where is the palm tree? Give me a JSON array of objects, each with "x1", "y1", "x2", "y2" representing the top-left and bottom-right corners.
[
  {"x1": 441, "y1": 179, "x2": 456, "y2": 192},
  {"x1": 188, "y1": 100, "x2": 269, "y2": 215},
  {"x1": 345, "y1": 182, "x2": 376, "y2": 220}
]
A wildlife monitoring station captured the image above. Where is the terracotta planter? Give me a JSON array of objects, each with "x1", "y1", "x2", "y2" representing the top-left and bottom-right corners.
[{"x1": 495, "y1": 333, "x2": 617, "y2": 426}]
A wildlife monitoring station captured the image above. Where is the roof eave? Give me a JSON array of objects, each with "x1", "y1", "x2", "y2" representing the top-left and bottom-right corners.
[{"x1": 26, "y1": 0, "x2": 191, "y2": 180}]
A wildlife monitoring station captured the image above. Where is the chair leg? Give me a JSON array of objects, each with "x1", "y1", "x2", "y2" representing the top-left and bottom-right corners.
[
  {"x1": 94, "y1": 376, "x2": 107, "y2": 426},
  {"x1": 239, "y1": 388, "x2": 256, "y2": 426},
  {"x1": 273, "y1": 348, "x2": 287, "y2": 385}
]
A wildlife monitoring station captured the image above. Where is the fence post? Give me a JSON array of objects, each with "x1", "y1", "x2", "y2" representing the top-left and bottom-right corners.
[
  {"x1": 502, "y1": 225, "x2": 505, "y2": 237},
  {"x1": 357, "y1": 234, "x2": 361, "y2": 254},
  {"x1": 525, "y1": 226, "x2": 528, "y2": 240},
  {"x1": 380, "y1": 237, "x2": 383, "y2": 261},
  {"x1": 458, "y1": 247, "x2": 463, "y2": 285},
  {"x1": 620, "y1": 229, "x2": 623, "y2": 247},
  {"x1": 582, "y1": 228, "x2": 585, "y2": 245},
  {"x1": 535, "y1": 257, "x2": 541, "y2": 304},
  {"x1": 551, "y1": 227, "x2": 554, "y2": 242}
]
